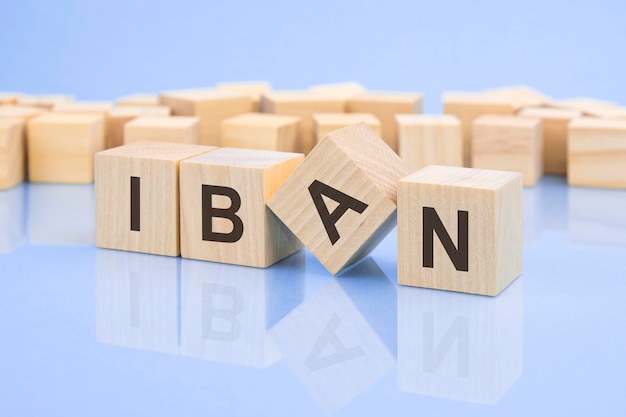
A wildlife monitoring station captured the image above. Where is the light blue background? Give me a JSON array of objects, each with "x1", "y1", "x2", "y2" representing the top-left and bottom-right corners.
[
  {"x1": 2, "y1": 1, "x2": 626, "y2": 416},
  {"x1": 2, "y1": 0, "x2": 626, "y2": 111}
]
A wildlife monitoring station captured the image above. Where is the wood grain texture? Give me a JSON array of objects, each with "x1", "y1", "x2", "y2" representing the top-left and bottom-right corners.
[
  {"x1": 398, "y1": 165, "x2": 523, "y2": 296},
  {"x1": 346, "y1": 92, "x2": 423, "y2": 153},
  {"x1": 313, "y1": 113, "x2": 380, "y2": 145},
  {"x1": 568, "y1": 118, "x2": 626, "y2": 189},
  {"x1": 267, "y1": 122, "x2": 410, "y2": 274},
  {"x1": 107, "y1": 106, "x2": 171, "y2": 149},
  {"x1": 0, "y1": 119, "x2": 24, "y2": 189},
  {"x1": 116, "y1": 94, "x2": 160, "y2": 107},
  {"x1": 518, "y1": 107, "x2": 582, "y2": 174},
  {"x1": 180, "y1": 147, "x2": 304, "y2": 267},
  {"x1": 17, "y1": 95, "x2": 73, "y2": 109},
  {"x1": 221, "y1": 112, "x2": 301, "y2": 152},
  {"x1": 396, "y1": 114, "x2": 463, "y2": 171},
  {"x1": 472, "y1": 115, "x2": 543, "y2": 187},
  {"x1": 124, "y1": 115, "x2": 199, "y2": 145},
  {"x1": 216, "y1": 81, "x2": 271, "y2": 112},
  {"x1": 159, "y1": 89, "x2": 252, "y2": 146},
  {"x1": 443, "y1": 92, "x2": 516, "y2": 166},
  {"x1": 95, "y1": 142, "x2": 217, "y2": 256},
  {"x1": 28, "y1": 113, "x2": 105, "y2": 183},
  {"x1": 260, "y1": 92, "x2": 345, "y2": 154}
]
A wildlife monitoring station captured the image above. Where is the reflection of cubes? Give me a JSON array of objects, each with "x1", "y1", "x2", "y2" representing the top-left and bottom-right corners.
[
  {"x1": 398, "y1": 279, "x2": 523, "y2": 405},
  {"x1": 96, "y1": 250, "x2": 179, "y2": 355},
  {"x1": 569, "y1": 187, "x2": 626, "y2": 248},
  {"x1": 27, "y1": 184, "x2": 94, "y2": 245},
  {"x1": 523, "y1": 186, "x2": 542, "y2": 247},
  {"x1": 181, "y1": 252, "x2": 304, "y2": 368},
  {"x1": 270, "y1": 279, "x2": 395, "y2": 414},
  {"x1": 0, "y1": 184, "x2": 25, "y2": 253}
]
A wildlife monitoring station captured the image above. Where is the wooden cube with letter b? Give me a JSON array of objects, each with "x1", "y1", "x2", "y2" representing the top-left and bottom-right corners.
[
  {"x1": 398, "y1": 165, "x2": 522, "y2": 296},
  {"x1": 179, "y1": 148, "x2": 304, "y2": 268},
  {"x1": 267, "y1": 123, "x2": 411, "y2": 274},
  {"x1": 95, "y1": 142, "x2": 216, "y2": 256}
]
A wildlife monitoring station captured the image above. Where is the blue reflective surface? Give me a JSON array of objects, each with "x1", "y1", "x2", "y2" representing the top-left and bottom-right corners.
[{"x1": 1, "y1": 177, "x2": 625, "y2": 416}]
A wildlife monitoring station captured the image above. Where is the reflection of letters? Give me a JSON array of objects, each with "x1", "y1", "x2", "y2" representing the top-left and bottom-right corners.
[
  {"x1": 305, "y1": 314, "x2": 365, "y2": 371},
  {"x1": 202, "y1": 283, "x2": 244, "y2": 342},
  {"x1": 130, "y1": 272, "x2": 141, "y2": 328},
  {"x1": 423, "y1": 312, "x2": 469, "y2": 377}
]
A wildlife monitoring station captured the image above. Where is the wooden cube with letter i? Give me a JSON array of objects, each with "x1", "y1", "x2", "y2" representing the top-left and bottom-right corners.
[
  {"x1": 179, "y1": 148, "x2": 304, "y2": 268},
  {"x1": 95, "y1": 142, "x2": 217, "y2": 256},
  {"x1": 267, "y1": 122, "x2": 411, "y2": 274},
  {"x1": 398, "y1": 165, "x2": 522, "y2": 296}
]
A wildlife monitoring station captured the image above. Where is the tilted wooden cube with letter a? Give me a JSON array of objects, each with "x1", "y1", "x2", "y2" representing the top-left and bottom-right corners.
[
  {"x1": 267, "y1": 123, "x2": 410, "y2": 274},
  {"x1": 179, "y1": 148, "x2": 304, "y2": 268},
  {"x1": 398, "y1": 165, "x2": 522, "y2": 296},
  {"x1": 95, "y1": 142, "x2": 216, "y2": 256}
]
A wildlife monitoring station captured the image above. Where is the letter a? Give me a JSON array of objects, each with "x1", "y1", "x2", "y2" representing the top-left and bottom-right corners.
[{"x1": 308, "y1": 180, "x2": 368, "y2": 245}]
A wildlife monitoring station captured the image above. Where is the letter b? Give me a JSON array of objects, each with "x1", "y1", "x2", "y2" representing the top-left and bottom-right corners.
[{"x1": 202, "y1": 185, "x2": 244, "y2": 243}]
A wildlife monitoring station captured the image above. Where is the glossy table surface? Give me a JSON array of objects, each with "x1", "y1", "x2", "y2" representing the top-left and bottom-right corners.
[{"x1": 0, "y1": 176, "x2": 625, "y2": 416}]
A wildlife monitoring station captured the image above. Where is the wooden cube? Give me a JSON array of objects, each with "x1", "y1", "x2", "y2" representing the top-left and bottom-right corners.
[
  {"x1": 107, "y1": 106, "x2": 171, "y2": 149},
  {"x1": 159, "y1": 89, "x2": 251, "y2": 146},
  {"x1": 396, "y1": 114, "x2": 463, "y2": 171},
  {"x1": 95, "y1": 142, "x2": 216, "y2": 256},
  {"x1": 261, "y1": 92, "x2": 345, "y2": 154},
  {"x1": 552, "y1": 97, "x2": 619, "y2": 115},
  {"x1": 518, "y1": 107, "x2": 582, "y2": 174},
  {"x1": 0, "y1": 105, "x2": 47, "y2": 122},
  {"x1": 346, "y1": 92, "x2": 423, "y2": 153},
  {"x1": 0, "y1": 184, "x2": 24, "y2": 253},
  {"x1": 17, "y1": 94, "x2": 73, "y2": 109},
  {"x1": 267, "y1": 123, "x2": 410, "y2": 274},
  {"x1": 221, "y1": 112, "x2": 300, "y2": 152},
  {"x1": 53, "y1": 101, "x2": 113, "y2": 114},
  {"x1": 483, "y1": 85, "x2": 552, "y2": 110},
  {"x1": 216, "y1": 81, "x2": 271, "y2": 112},
  {"x1": 0, "y1": 93, "x2": 21, "y2": 105},
  {"x1": 568, "y1": 118, "x2": 626, "y2": 189},
  {"x1": 309, "y1": 81, "x2": 365, "y2": 99},
  {"x1": 398, "y1": 165, "x2": 523, "y2": 296},
  {"x1": 28, "y1": 113, "x2": 105, "y2": 183},
  {"x1": 180, "y1": 147, "x2": 304, "y2": 268},
  {"x1": 124, "y1": 115, "x2": 199, "y2": 145},
  {"x1": 443, "y1": 92, "x2": 516, "y2": 166},
  {"x1": 116, "y1": 93, "x2": 160, "y2": 107},
  {"x1": 312, "y1": 113, "x2": 381, "y2": 145},
  {"x1": 472, "y1": 115, "x2": 543, "y2": 187},
  {"x1": 0, "y1": 119, "x2": 24, "y2": 189}
]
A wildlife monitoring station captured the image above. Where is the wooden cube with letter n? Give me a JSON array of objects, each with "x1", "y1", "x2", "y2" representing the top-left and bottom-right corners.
[
  {"x1": 267, "y1": 122, "x2": 410, "y2": 274},
  {"x1": 95, "y1": 142, "x2": 216, "y2": 256},
  {"x1": 179, "y1": 148, "x2": 304, "y2": 268},
  {"x1": 398, "y1": 165, "x2": 522, "y2": 296}
]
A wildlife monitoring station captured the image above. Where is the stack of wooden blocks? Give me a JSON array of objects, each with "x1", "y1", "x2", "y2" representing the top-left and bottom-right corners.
[{"x1": 2, "y1": 82, "x2": 625, "y2": 296}]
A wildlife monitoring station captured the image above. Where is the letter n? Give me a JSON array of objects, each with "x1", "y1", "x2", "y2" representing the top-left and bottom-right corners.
[{"x1": 423, "y1": 207, "x2": 468, "y2": 272}]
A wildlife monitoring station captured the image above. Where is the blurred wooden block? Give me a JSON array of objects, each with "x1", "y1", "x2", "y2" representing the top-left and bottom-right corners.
[
  {"x1": 483, "y1": 85, "x2": 552, "y2": 110},
  {"x1": 396, "y1": 114, "x2": 463, "y2": 171},
  {"x1": 124, "y1": 115, "x2": 199, "y2": 145},
  {"x1": 95, "y1": 142, "x2": 216, "y2": 256},
  {"x1": 107, "y1": 106, "x2": 171, "y2": 149},
  {"x1": 309, "y1": 81, "x2": 365, "y2": 99},
  {"x1": 0, "y1": 93, "x2": 21, "y2": 105},
  {"x1": 180, "y1": 147, "x2": 304, "y2": 267},
  {"x1": 472, "y1": 115, "x2": 543, "y2": 187},
  {"x1": 28, "y1": 113, "x2": 105, "y2": 183},
  {"x1": 552, "y1": 97, "x2": 619, "y2": 116},
  {"x1": 443, "y1": 92, "x2": 516, "y2": 166},
  {"x1": 267, "y1": 123, "x2": 410, "y2": 274},
  {"x1": 221, "y1": 113, "x2": 300, "y2": 152},
  {"x1": 53, "y1": 101, "x2": 113, "y2": 114},
  {"x1": 0, "y1": 105, "x2": 47, "y2": 122},
  {"x1": 216, "y1": 81, "x2": 271, "y2": 112},
  {"x1": 568, "y1": 118, "x2": 626, "y2": 189},
  {"x1": 518, "y1": 107, "x2": 582, "y2": 174},
  {"x1": 398, "y1": 165, "x2": 523, "y2": 296},
  {"x1": 116, "y1": 93, "x2": 160, "y2": 107},
  {"x1": 313, "y1": 113, "x2": 380, "y2": 145},
  {"x1": 0, "y1": 119, "x2": 24, "y2": 189},
  {"x1": 346, "y1": 92, "x2": 423, "y2": 153},
  {"x1": 17, "y1": 94, "x2": 73, "y2": 109},
  {"x1": 159, "y1": 89, "x2": 251, "y2": 146},
  {"x1": 261, "y1": 92, "x2": 345, "y2": 154}
]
